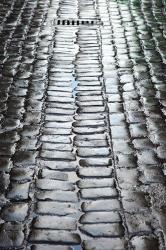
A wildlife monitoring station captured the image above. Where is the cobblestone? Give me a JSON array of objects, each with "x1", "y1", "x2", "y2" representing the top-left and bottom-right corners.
[
  {"x1": 83, "y1": 238, "x2": 126, "y2": 250},
  {"x1": 80, "y1": 223, "x2": 124, "y2": 237},
  {"x1": 0, "y1": 0, "x2": 166, "y2": 249},
  {"x1": 29, "y1": 230, "x2": 81, "y2": 244}
]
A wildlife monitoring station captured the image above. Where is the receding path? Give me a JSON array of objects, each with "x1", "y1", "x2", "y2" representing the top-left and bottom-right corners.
[{"x1": 0, "y1": 0, "x2": 166, "y2": 249}]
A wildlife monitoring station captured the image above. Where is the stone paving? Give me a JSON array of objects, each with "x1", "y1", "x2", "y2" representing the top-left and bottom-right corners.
[{"x1": 0, "y1": 0, "x2": 166, "y2": 249}]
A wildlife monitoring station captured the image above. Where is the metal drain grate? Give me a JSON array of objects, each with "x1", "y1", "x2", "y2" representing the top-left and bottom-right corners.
[{"x1": 52, "y1": 19, "x2": 102, "y2": 26}]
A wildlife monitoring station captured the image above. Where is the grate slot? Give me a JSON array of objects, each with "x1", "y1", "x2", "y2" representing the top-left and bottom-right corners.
[{"x1": 52, "y1": 19, "x2": 102, "y2": 26}]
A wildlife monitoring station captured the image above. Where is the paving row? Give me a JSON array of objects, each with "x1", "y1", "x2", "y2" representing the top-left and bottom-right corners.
[{"x1": 0, "y1": 0, "x2": 166, "y2": 249}]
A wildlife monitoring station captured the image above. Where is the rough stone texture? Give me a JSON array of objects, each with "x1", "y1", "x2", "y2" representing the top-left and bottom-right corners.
[{"x1": 0, "y1": 0, "x2": 166, "y2": 249}]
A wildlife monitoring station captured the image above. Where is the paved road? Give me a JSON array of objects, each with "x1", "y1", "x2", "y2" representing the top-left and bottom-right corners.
[{"x1": 0, "y1": 0, "x2": 166, "y2": 249}]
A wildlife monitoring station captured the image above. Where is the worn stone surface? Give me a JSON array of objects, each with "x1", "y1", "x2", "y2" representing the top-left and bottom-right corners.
[{"x1": 0, "y1": 0, "x2": 166, "y2": 249}]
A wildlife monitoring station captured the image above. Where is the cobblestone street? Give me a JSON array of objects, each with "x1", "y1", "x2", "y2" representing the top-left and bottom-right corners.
[{"x1": 0, "y1": 0, "x2": 166, "y2": 249}]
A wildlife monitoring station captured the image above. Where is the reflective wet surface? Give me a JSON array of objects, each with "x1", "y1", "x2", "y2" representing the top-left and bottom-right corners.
[{"x1": 0, "y1": 0, "x2": 166, "y2": 249}]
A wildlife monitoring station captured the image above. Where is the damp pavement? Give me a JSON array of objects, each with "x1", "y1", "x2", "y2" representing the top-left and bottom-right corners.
[{"x1": 0, "y1": 0, "x2": 166, "y2": 249}]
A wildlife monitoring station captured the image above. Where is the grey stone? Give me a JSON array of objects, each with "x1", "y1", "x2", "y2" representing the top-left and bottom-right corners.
[
  {"x1": 78, "y1": 167, "x2": 113, "y2": 178},
  {"x1": 30, "y1": 230, "x2": 81, "y2": 244},
  {"x1": 80, "y1": 223, "x2": 124, "y2": 237},
  {"x1": 36, "y1": 190, "x2": 78, "y2": 202},
  {"x1": 36, "y1": 179, "x2": 74, "y2": 191},
  {"x1": 80, "y1": 211, "x2": 121, "y2": 224},
  {"x1": 7, "y1": 182, "x2": 30, "y2": 200},
  {"x1": 83, "y1": 239, "x2": 125, "y2": 250},
  {"x1": 34, "y1": 215, "x2": 76, "y2": 230},
  {"x1": 1, "y1": 203, "x2": 28, "y2": 222},
  {"x1": 80, "y1": 187, "x2": 118, "y2": 199}
]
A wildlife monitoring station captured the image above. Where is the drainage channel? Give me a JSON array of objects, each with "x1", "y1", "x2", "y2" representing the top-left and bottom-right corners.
[{"x1": 50, "y1": 18, "x2": 102, "y2": 26}]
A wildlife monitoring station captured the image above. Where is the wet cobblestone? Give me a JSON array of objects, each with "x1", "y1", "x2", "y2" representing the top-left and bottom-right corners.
[{"x1": 0, "y1": 0, "x2": 166, "y2": 249}]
